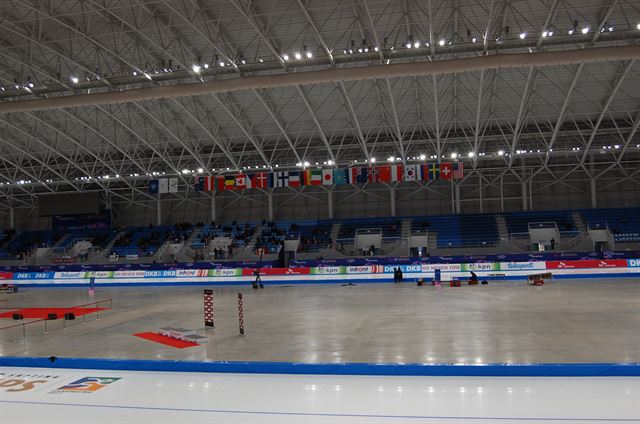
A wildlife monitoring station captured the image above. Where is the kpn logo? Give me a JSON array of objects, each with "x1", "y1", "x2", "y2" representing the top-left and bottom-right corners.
[{"x1": 52, "y1": 377, "x2": 121, "y2": 394}]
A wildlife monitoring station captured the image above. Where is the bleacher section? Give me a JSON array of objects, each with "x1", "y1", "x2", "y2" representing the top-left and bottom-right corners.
[
  {"x1": 56, "y1": 229, "x2": 117, "y2": 250},
  {"x1": 411, "y1": 214, "x2": 499, "y2": 248},
  {"x1": 288, "y1": 220, "x2": 333, "y2": 252},
  {"x1": 112, "y1": 225, "x2": 193, "y2": 257},
  {"x1": 336, "y1": 218, "x2": 401, "y2": 242},
  {"x1": 2, "y1": 230, "x2": 64, "y2": 259},
  {"x1": 191, "y1": 223, "x2": 255, "y2": 250},
  {"x1": 504, "y1": 210, "x2": 577, "y2": 236},
  {"x1": 581, "y1": 207, "x2": 640, "y2": 242}
]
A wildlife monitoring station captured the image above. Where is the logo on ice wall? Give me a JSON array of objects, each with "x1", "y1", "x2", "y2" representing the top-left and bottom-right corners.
[
  {"x1": 628, "y1": 259, "x2": 640, "y2": 267},
  {"x1": 53, "y1": 377, "x2": 121, "y2": 393}
]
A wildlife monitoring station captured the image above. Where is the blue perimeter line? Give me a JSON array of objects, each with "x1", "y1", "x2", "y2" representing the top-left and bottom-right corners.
[
  {"x1": 1, "y1": 399, "x2": 637, "y2": 422},
  {"x1": 1, "y1": 357, "x2": 639, "y2": 377}
]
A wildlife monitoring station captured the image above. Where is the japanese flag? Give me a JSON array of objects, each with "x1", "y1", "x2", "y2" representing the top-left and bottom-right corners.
[{"x1": 322, "y1": 169, "x2": 334, "y2": 185}]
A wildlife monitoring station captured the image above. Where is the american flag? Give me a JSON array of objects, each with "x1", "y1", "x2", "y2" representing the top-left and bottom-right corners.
[{"x1": 452, "y1": 162, "x2": 464, "y2": 179}]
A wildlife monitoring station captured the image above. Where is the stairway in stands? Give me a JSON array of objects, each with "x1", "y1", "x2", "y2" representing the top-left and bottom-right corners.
[
  {"x1": 495, "y1": 215, "x2": 509, "y2": 241},
  {"x1": 571, "y1": 211, "x2": 586, "y2": 233}
]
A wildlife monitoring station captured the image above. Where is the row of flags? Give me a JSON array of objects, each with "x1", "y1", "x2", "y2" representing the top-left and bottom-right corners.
[
  {"x1": 191, "y1": 163, "x2": 464, "y2": 192},
  {"x1": 149, "y1": 178, "x2": 179, "y2": 193}
]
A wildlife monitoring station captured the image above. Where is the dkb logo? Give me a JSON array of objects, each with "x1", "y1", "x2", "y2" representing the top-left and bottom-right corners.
[{"x1": 628, "y1": 259, "x2": 640, "y2": 267}]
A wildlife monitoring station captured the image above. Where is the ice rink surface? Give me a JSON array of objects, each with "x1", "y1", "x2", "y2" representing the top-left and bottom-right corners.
[{"x1": 1, "y1": 366, "x2": 639, "y2": 423}]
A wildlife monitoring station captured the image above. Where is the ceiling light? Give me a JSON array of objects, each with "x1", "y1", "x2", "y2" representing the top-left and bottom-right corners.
[
  {"x1": 219, "y1": 61, "x2": 225, "y2": 67},
  {"x1": 132, "y1": 71, "x2": 138, "y2": 76},
  {"x1": 468, "y1": 152, "x2": 475, "y2": 158},
  {"x1": 197, "y1": 168, "x2": 204, "y2": 173},
  {"x1": 581, "y1": 27, "x2": 589, "y2": 34},
  {"x1": 294, "y1": 52, "x2": 302, "y2": 60},
  {"x1": 498, "y1": 150, "x2": 505, "y2": 156},
  {"x1": 405, "y1": 41, "x2": 412, "y2": 48},
  {"x1": 303, "y1": 161, "x2": 310, "y2": 167},
  {"x1": 282, "y1": 53, "x2": 290, "y2": 61},
  {"x1": 241, "y1": 59, "x2": 246, "y2": 64},
  {"x1": 203, "y1": 63, "x2": 209, "y2": 69},
  {"x1": 519, "y1": 32, "x2": 526, "y2": 39},
  {"x1": 438, "y1": 39, "x2": 446, "y2": 46},
  {"x1": 387, "y1": 156, "x2": 395, "y2": 162},
  {"x1": 373, "y1": 46, "x2": 379, "y2": 52},
  {"x1": 71, "y1": 76, "x2": 79, "y2": 84},
  {"x1": 27, "y1": 81, "x2": 34, "y2": 88},
  {"x1": 637, "y1": 23, "x2": 640, "y2": 30},
  {"x1": 181, "y1": 169, "x2": 190, "y2": 174},
  {"x1": 614, "y1": 144, "x2": 620, "y2": 149},
  {"x1": 451, "y1": 152, "x2": 458, "y2": 159},
  {"x1": 414, "y1": 41, "x2": 420, "y2": 48},
  {"x1": 327, "y1": 160, "x2": 333, "y2": 165},
  {"x1": 144, "y1": 73, "x2": 152, "y2": 80},
  {"x1": 370, "y1": 157, "x2": 376, "y2": 163},
  {"x1": 419, "y1": 154, "x2": 426, "y2": 160},
  {"x1": 568, "y1": 29, "x2": 574, "y2": 35},
  {"x1": 472, "y1": 37, "x2": 477, "y2": 43},
  {"x1": 192, "y1": 64, "x2": 201, "y2": 73},
  {"x1": 259, "y1": 58, "x2": 264, "y2": 63},
  {"x1": 306, "y1": 51, "x2": 313, "y2": 59},
  {"x1": 542, "y1": 31, "x2": 548, "y2": 37}
]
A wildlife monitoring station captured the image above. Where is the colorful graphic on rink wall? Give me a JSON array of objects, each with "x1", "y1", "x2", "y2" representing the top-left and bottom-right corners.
[{"x1": 1, "y1": 259, "x2": 638, "y2": 284}]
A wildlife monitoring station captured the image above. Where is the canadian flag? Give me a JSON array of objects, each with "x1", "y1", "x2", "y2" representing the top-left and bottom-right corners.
[
  {"x1": 235, "y1": 174, "x2": 248, "y2": 189},
  {"x1": 322, "y1": 169, "x2": 333, "y2": 185}
]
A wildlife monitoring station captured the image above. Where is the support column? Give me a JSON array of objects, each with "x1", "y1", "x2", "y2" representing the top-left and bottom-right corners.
[
  {"x1": 450, "y1": 180, "x2": 455, "y2": 213},
  {"x1": 478, "y1": 174, "x2": 483, "y2": 213},
  {"x1": 529, "y1": 178, "x2": 533, "y2": 211},
  {"x1": 267, "y1": 191, "x2": 274, "y2": 221},
  {"x1": 9, "y1": 206, "x2": 15, "y2": 229},
  {"x1": 521, "y1": 179, "x2": 528, "y2": 211},
  {"x1": 156, "y1": 195, "x2": 162, "y2": 225},
  {"x1": 389, "y1": 184, "x2": 396, "y2": 217},
  {"x1": 590, "y1": 179, "x2": 597, "y2": 208},
  {"x1": 210, "y1": 193, "x2": 217, "y2": 223},
  {"x1": 327, "y1": 188, "x2": 334, "y2": 219},
  {"x1": 455, "y1": 182, "x2": 461, "y2": 214},
  {"x1": 500, "y1": 175, "x2": 504, "y2": 212}
]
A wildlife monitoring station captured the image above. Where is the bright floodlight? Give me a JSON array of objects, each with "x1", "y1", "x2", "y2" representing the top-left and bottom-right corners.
[
  {"x1": 519, "y1": 32, "x2": 526, "y2": 39},
  {"x1": 419, "y1": 154, "x2": 426, "y2": 160},
  {"x1": 451, "y1": 152, "x2": 458, "y2": 159},
  {"x1": 306, "y1": 51, "x2": 313, "y2": 58},
  {"x1": 282, "y1": 53, "x2": 290, "y2": 61},
  {"x1": 637, "y1": 23, "x2": 640, "y2": 30},
  {"x1": 468, "y1": 152, "x2": 475, "y2": 158},
  {"x1": 327, "y1": 160, "x2": 333, "y2": 165},
  {"x1": 388, "y1": 156, "x2": 395, "y2": 162},
  {"x1": 192, "y1": 64, "x2": 201, "y2": 73},
  {"x1": 405, "y1": 42, "x2": 412, "y2": 48},
  {"x1": 498, "y1": 150, "x2": 505, "y2": 156},
  {"x1": 472, "y1": 37, "x2": 477, "y2": 43},
  {"x1": 370, "y1": 157, "x2": 376, "y2": 163},
  {"x1": 71, "y1": 76, "x2": 79, "y2": 84},
  {"x1": 197, "y1": 168, "x2": 204, "y2": 173},
  {"x1": 303, "y1": 161, "x2": 310, "y2": 167},
  {"x1": 581, "y1": 27, "x2": 589, "y2": 34},
  {"x1": 181, "y1": 169, "x2": 190, "y2": 174},
  {"x1": 438, "y1": 39, "x2": 445, "y2": 46},
  {"x1": 414, "y1": 41, "x2": 420, "y2": 48},
  {"x1": 294, "y1": 52, "x2": 302, "y2": 60}
]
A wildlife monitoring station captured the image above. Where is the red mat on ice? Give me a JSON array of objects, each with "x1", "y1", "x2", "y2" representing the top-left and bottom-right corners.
[
  {"x1": 0, "y1": 307, "x2": 107, "y2": 319},
  {"x1": 133, "y1": 332, "x2": 199, "y2": 348}
]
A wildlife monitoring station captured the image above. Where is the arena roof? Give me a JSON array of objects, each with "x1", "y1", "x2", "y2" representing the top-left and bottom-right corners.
[{"x1": 0, "y1": 0, "x2": 639, "y2": 208}]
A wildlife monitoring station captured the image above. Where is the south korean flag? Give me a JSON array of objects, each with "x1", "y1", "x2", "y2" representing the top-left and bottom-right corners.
[{"x1": 404, "y1": 165, "x2": 417, "y2": 181}]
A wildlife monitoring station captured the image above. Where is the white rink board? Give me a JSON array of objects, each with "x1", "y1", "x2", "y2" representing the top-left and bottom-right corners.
[{"x1": 0, "y1": 367, "x2": 638, "y2": 423}]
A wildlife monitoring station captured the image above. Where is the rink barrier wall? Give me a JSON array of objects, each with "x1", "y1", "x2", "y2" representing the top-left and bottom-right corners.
[
  {"x1": 1, "y1": 356, "x2": 639, "y2": 377},
  {"x1": 0, "y1": 258, "x2": 639, "y2": 286}
]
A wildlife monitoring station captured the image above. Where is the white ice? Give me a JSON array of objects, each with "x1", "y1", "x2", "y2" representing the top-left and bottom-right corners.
[{"x1": 1, "y1": 367, "x2": 638, "y2": 423}]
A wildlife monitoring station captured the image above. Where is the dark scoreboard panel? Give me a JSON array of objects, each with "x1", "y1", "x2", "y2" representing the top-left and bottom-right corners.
[{"x1": 38, "y1": 192, "x2": 100, "y2": 216}]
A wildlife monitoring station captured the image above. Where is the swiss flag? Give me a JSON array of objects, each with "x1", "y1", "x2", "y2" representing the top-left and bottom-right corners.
[{"x1": 440, "y1": 163, "x2": 453, "y2": 180}]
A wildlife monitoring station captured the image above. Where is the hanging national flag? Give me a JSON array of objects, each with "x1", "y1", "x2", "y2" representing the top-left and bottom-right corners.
[
  {"x1": 428, "y1": 163, "x2": 440, "y2": 180},
  {"x1": 193, "y1": 176, "x2": 205, "y2": 191},
  {"x1": 420, "y1": 165, "x2": 430, "y2": 181},
  {"x1": 288, "y1": 171, "x2": 301, "y2": 187},
  {"x1": 391, "y1": 165, "x2": 403, "y2": 182},
  {"x1": 378, "y1": 165, "x2": 391, "y2": 183},
  {"x1": 303, "y1": 169, "x2": 323, "y2": 186},
  {"x1": 322, "y1": 169, "x2": 334, "y2": 185},
  {"x1": 452, "y1": 162, "x2": 464, "y2": 179},
  {"x1": 349, "y1": 167, "x2": 368, "y2": 184},
  {"x1": 168, "y1": 178, "x2": 178, "y2": 193},
  {"x1": 250, "y1": 172, "x2": 271, "y2": 189},
  {"x1": 235, "y1": 174, "x2": 249, "y2": 190},
  {"x1": 367, "y1": 166, "x2": 381, "y2": 183},
  {"x1": 333, "y1": 169, "x2": 348, "y2": 185},
  {"x1": 404, "y1": 165, "x2": 417, "y2": 181},
  {"x1": 158, "y1": 178, "x2": 169, "y2": 193},
  {"x1": 224, "y1": 175, "x2": 236, "y2": 189},
  {"x1": 275, "y1": 171, "x2": 289, "y2": 188},
  {"x1": 149, "y1": 180, "x2": 159, "y2": 193},
  {"x1": 215, "y1": 176, "x2": 226, "y2": 191},
  {"x1": 440, "y1": 163, "x2": 453, "y2": 180}
]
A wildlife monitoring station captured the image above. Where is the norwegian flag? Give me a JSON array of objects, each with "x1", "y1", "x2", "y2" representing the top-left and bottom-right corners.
[
  {"x1": 452, "y1": 162, "x2": 464, "y2": 179},
  {"x1": 368, "y1": 166, "x2": 380, "y2": 183}
]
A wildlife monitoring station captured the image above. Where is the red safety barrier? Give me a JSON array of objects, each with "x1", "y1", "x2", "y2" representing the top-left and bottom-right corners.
[
  {"x1": 545, "y1": 259, "x2": 627, "y2": 269},
  {"x1": 241, "y1": 267, "x2": 311, "y2": 276}
]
